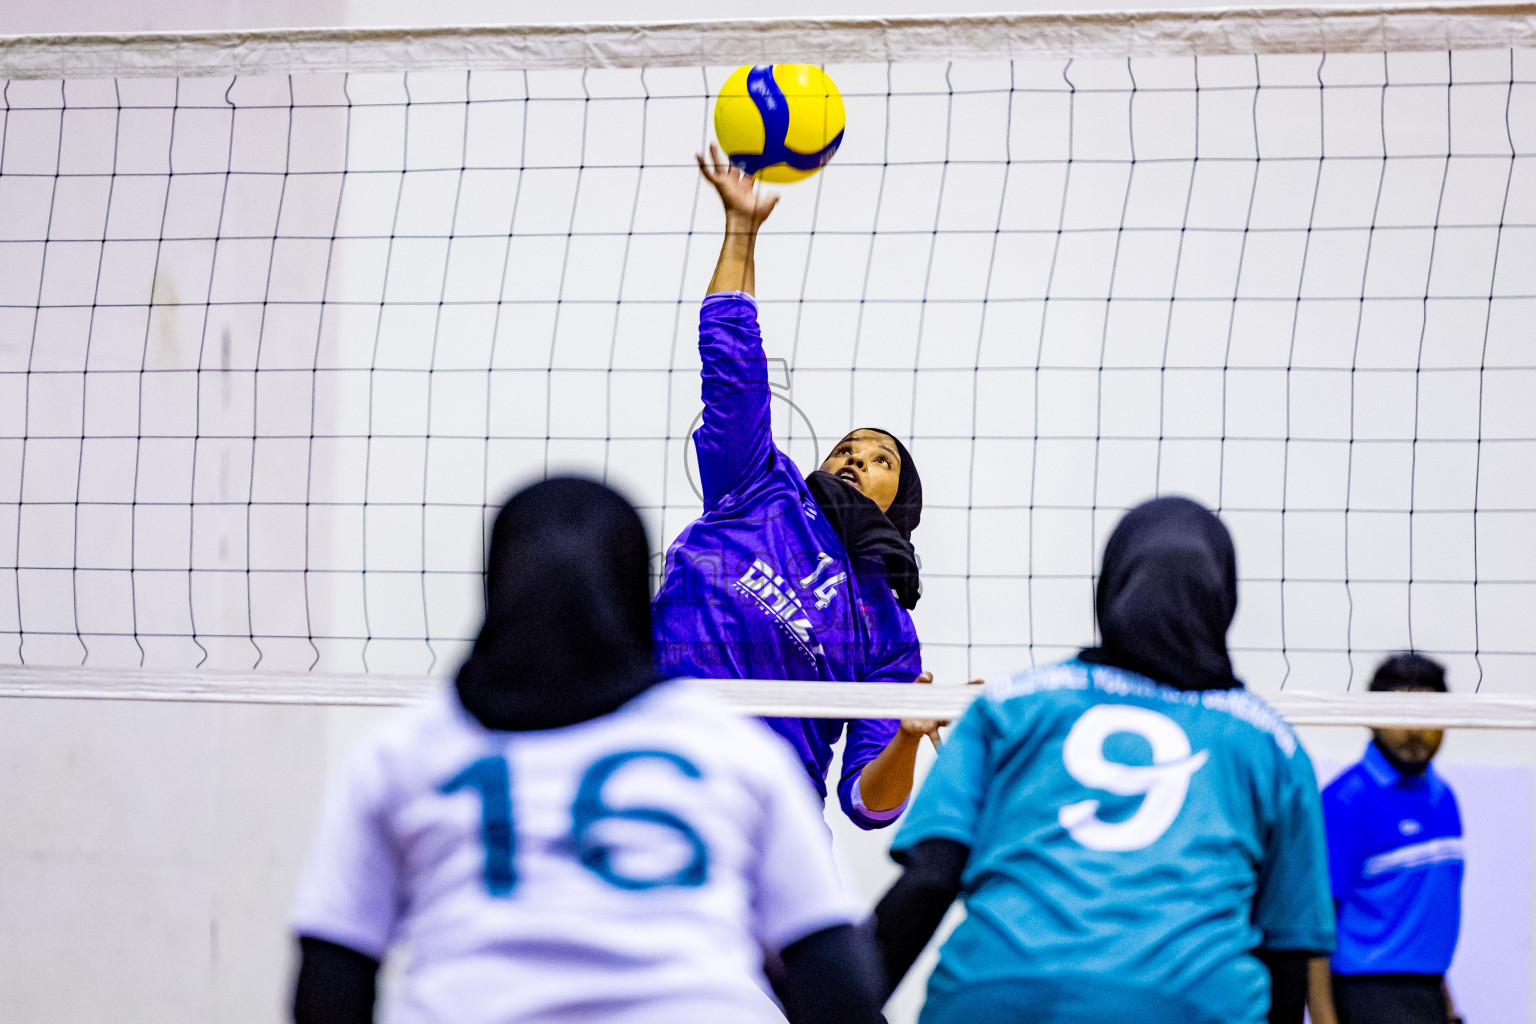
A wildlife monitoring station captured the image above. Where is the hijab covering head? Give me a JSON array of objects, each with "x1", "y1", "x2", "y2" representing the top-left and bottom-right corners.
[
  {"x1": 455, "y1": 477, "x2": 658, "y2": 731},
  {"x1": 1079, "y1": 496, "x2": 1241, "y2": 692},
  {"x1": 866, "y1": 429, "x2": 922, "y2": 541},
  {"x1": 805, "y1": 428, "x2": 924, "y2": 609}
]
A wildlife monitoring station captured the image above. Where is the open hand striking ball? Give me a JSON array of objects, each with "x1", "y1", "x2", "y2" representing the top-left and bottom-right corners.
[{"x1": 713, "y1": 64, "x2": 845, "y2": 184}]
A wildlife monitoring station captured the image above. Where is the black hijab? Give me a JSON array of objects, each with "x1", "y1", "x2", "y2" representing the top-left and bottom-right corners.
[
  {"x1": 804, "y1": 427, "x2": 923, "y2": 610},
  {"x1": 455, "y1": 477, "x2": 659, "y2": 731},
  {"x1": 1079, "y1": 496, "x2": 1241, "y2": 692}
]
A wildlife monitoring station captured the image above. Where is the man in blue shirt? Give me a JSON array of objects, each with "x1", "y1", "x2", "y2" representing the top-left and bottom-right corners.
[
  {"x1": 868, "y1": 497, "x2": 1335, "y2": 1024},
  {"x1": 1308, "y1": 653, "x2": 1464, "y2": 1024}
]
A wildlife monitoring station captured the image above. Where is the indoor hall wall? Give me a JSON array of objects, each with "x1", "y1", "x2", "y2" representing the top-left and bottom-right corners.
[
  {"x1": 2, "y1": 3, "x2": 360, "y2": 1023},
  {"x1": 5, "y1": 0, "x2": 1415, "y2": 35},
  {"x1": 5, "y1": 0, "x2": 343, "y2": 35},
  {"x1": 0, "y1": 697, "x2": 382, "y2": 1024}
]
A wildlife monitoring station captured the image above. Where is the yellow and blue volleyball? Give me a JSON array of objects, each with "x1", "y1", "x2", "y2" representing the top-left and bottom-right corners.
[{"x1": 714, "y1": 64, "x2": 845, "y2": 184}]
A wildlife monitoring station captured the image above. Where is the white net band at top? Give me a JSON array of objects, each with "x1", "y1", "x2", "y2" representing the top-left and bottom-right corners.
[
  {"x1": 1, "y1": 4, "x2": 1534, "y2": 79},
  {"x1": 0, "y1": 664, "x2": 1532, "y2": 729}
]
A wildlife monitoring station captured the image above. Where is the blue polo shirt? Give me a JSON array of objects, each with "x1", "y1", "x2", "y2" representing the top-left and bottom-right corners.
[{"x1": 1321, "y1": 742, "x2": 1463, "y2": 976}]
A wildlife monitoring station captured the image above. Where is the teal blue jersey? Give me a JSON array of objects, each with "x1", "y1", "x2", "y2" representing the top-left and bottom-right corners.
[{"x1": 894, "y1": 660, "x2": 1335, "y2": 1024}]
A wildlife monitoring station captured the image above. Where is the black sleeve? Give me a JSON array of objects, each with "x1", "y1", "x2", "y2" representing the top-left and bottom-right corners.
[
  {"x1": 776, "y1": 923, "x2": 884, "y2": 1024},
  {"x1": 293, "y1": 935, "x2": 380, "y2": 1024},
  {"x1": 1253, "y1": 948, "x2": 1311, "y2": 1024},
  {"x1": 870, "y1": 838, "x2": 969, "y2": 999}
]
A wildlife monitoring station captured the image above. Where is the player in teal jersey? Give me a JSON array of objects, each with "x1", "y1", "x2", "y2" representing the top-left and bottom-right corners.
[{"x1": 868, "y1": 497, "x2": 1335, "y2": 1024}]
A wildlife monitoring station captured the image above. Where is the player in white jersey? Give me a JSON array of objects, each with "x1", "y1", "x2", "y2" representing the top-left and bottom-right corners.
[{"x1": 290, "y1": 478, "x2": 884, "y2": 1024}]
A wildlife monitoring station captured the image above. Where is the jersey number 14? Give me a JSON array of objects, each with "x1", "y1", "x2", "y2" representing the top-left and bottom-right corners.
[
  {"x1": 442, "y1": 749, "x2": 710, "y2": 896},
  {"x1": 1058, "y1": 705, "x2": 1209, "y2": 852}
]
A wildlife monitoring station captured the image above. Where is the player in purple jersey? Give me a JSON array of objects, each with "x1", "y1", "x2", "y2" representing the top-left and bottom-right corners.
[{"x1": 653, "y1": 145, "x2": 940, "y2": 829}]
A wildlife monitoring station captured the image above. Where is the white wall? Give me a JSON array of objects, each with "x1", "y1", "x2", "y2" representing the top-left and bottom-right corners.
[
  {"x1": 0, "y1": 697, "x2": 357, "y2": 1023},
  {"x1": 2, "y1": 0, "x2": 1413, "y2": 35},
  {"x1": 4, "y1": 0, "x2": 344, "y2": 35}
]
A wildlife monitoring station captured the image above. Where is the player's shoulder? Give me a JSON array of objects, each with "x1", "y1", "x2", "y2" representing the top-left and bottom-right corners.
[
  {"x1": 981, "y1": 659, "x2": 1302, "y2": 759},
  {"x1": 967, "y1": 660, "x2": 1100, "y2": 739},
  {"x1": 323, "y1": 686, "x2": 477, "y2": 798},
  {"x1": 360, "y1": 685, "x2": 472, "y2": 750},
  {"x1": 1432, "y1": 769, "x2": 1463, "y2": 828},
  {"x1": 1192, "y1": 684, "x2": 1302, "y2": 760},
  {"x1": 625, "y1": 681, "x2": 817, "y2": 803},
  {"x1": 346, "y1": 679, "x2": 801, "y2": 793},
  {"x1": 611, "y1": 676, "x2": 732, "y2": 725},
  {"x1": 1321, "y1": 760, "x2": 1376, "y2": 809},
  {"x1": 980, "y1": 659, "x2": 1095, "y2": 706},
  {"x1": 1322, "y1": 747, "x2": 1452, "y2": 810},
  {"x1": 610, "y1": 678, "x2": 802, "y2": 766},
  {"x1": 1434, "y1": 766, "x2": 1461, "y2": 810}
]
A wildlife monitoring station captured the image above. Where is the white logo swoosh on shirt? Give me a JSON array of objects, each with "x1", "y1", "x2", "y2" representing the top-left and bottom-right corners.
[{"x1": 1362, "y1": 836, "x2": 1464, "y2": 878}]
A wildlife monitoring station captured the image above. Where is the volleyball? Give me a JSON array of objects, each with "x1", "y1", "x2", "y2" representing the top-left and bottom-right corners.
[{"x1": 713, "y1": 64, "x2": 846, "y2": 184}]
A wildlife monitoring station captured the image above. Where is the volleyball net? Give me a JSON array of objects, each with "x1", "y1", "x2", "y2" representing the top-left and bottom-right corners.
[{"x1": 2, "y1": 5, "x2": 1535, "y2": 726}]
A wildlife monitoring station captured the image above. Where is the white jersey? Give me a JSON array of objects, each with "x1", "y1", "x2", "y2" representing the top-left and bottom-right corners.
[{"x1": 292, "y1": 679, "x2": 859, "y2": 1024}]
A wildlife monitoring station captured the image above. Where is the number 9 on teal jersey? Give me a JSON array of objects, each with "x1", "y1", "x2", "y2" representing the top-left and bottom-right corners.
[{"x1": 1058, "y1": 704, "x2": 1209, "y2": 852}]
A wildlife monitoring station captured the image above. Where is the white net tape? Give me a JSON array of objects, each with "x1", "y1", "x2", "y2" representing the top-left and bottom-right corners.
[
  {"x1": 2, "y1": 5, "x2": 1534, "y2": 78},
  {"x1": 2, "y1": 665, "x2": 1534, "y2": 728}
]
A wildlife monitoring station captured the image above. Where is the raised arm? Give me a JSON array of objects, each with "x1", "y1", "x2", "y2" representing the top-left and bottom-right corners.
[
  {"x1": 698, "y1": 143, "x2": 778, "y2": 297},
  {"x1": 693, "y1": 146, "x2": 784, "y2": 506}
]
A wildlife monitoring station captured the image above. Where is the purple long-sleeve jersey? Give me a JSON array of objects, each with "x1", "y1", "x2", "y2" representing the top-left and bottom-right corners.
[{"x1": 653, "y1": 292, "x2": 923, "y2": 830}]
